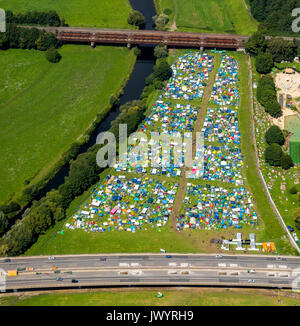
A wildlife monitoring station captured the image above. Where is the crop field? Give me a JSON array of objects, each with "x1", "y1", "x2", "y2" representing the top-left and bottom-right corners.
[
  {"x1": 0, "y1": 46, "x2": 136, "y2": 204},
  {"x1": 155, "y1": 0, "x2": 258, "y2": 35},
  {"x1": 0, "y1": 0, "x2": 134, "y2": 28},
  {"x1": 1, "y1": 288, "x2": 299, "y2": 306}
]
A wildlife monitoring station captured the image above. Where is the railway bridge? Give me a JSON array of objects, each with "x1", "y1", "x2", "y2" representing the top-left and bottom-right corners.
[{"x1": 42, "y1": 27, "x2": 250, "y2": 50}]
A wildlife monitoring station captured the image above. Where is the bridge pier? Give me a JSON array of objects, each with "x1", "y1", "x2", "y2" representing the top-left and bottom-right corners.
[
  {"x1": 200, "y1": 46, "x2": 204, "y2": 52},
  {"x1": 127, "y1": 43, "x2": 131, "y2": 49},
  {"x1": 90, "y1": 41, "x2": 95, "y2": 48}
]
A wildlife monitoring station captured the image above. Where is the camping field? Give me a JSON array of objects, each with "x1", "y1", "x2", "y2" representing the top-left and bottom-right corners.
[
  {"x1": 0, "y1": 0, "x2": 134, "y2": 29},
  {"x1": 0, "y1": 46, "x2": 136, "y2": 204},
  {"x1": 24, "y1": 50, "x2": 296, "y2": 257},
  {"x1": 1, "y1": 288, "x2": 299, "y2": 306},
  {"x1": 155, "y1": 0, "x2": 258, "y2": 35}
]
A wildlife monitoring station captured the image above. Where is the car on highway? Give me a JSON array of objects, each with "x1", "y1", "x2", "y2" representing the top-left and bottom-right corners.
[
  {"x1": 276, "y1": 256, "x2": 282, "y2": 261},
  {"x1": 71, "y1": 279, "x2": 78, "y2": 283},
  {"x1": 3, "y1": 259, "x2": 11, "y2": 263},
  {"x1": 248, "y1": 270, "x2": 256, "y2": 274},
  {"x1": 215, "y1": 254, "x2": 222, "y2": 259},
  {"x1": 99, "y1": 257, "x2": 107, "y2": 261},
  {"x1": 56, "y1": 277, "x2": 63, "y2": 281},
  {"x1": 165, "y1": 255, "x2": 172, "y2": 258},
  {"x1": 248, "y1": 279, "x2": 255, "y2": 283},
  {"x1": 48, "y1": 256, "x2": 56, "y2": 260}
]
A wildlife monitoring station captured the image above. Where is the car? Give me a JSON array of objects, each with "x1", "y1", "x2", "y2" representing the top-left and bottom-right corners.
[
  {"x1": 48, "y1": 256, "x2": 55, "y2": 260},
  {"x1": 276, "y1": 256, "x2": 282, "y2": 261},
  {"x1": 56, "y1": 277, "x2": 63, "y2": 281},
  {"x1": 71, "y1": 279, "x2": 78, "y2": 283},
  {"x1": 165, "y1": 255, "x2": 172, "y2": 259},
  {"x1": 3, "y1": 259, "x2": 11, "y2": 263},
  {"x1": 248, "y1": 279, "x2": 255, "y2": 283},
  {"x1": 215, "y1": 254, "x2": 222, "y2": 259},
  {"x1": 99, "y1": 257, "x2": 107, "y2": 261},
  {"x1": 287, "y1": 225, "x2": 295, "y2": 232}
]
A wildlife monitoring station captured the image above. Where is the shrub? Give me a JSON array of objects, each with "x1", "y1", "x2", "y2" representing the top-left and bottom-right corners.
[
  {"x1": 46, "y1": 47, "x2": 61, "y2": 63},
  {"x1": 289, "y1": 186, "x2": 298, "y2": 195},
  {"x1": 255, "y1": 52, "x2": 273, "y2": 74},
  {"x1": 163, "y1": 8, "x2": 172, "y2": 16},
  {"x1": 281, "y1": 153, "x2": 294, "y2": 170},
  {"x1": 128, "y1": 11, "x2": 145, "y2": 28},
  {"x1": 265, "y1": 125, "x2": 285, "y2": 145},
  {"x1": 265, "y1": 143, "x2": 283, "y2": 166},
  {"x1": 294, "y1": 208, "x2": 300, "y2": 230},
  {"x1": 154, "y1": 44, "x2": 168, "y2": 58}
]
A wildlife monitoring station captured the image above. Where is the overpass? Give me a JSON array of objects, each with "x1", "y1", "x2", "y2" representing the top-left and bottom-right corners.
[{"x1": 38, "y1": 27, "x2": 249, "y2": 49}]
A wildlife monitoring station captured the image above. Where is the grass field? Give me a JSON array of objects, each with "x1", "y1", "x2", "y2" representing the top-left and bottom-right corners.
[
  {"x1": 0, "y1": 0, "x2": 134, "y2": 29},
  {"x1": 0, "y1": 46, "x2": 136, "y2": 204},
  {"x1": 1, "y1": 288, "x2": 299, "y2": 306},
  {"x1": 155, "y1": 0, "x2": 258, "y2": 35}
]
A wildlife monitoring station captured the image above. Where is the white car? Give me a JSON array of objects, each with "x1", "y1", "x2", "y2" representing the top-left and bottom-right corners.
[
  {"x1": 48, "y1": 256, "x2": 56, "y2": 260},
  {"x1": 215, "y1": 254, "x2": 222, "y2": 259},
  {"x1": 248, "y1": 279, "x2": 255, "y2": 283}
]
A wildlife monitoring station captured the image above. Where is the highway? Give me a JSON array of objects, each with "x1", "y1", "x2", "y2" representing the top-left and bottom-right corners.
[{"x1": 1, "y1": 254, "x2": 300, "y2": 292}]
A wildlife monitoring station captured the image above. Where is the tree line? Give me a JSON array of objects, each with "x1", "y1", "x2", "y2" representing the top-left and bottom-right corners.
[
  {"x1": 249, "y1": 0, "x2": 300, "y2": 35},
  {"x1": 0, "y1": 56, "x2": 173, "y2": 256},
  {"x1": 5, "y1": 10, "x2": 67, "y2": 27},
  {"x1": 0, "y1": 24, "x2": 62, "y2": 62}
]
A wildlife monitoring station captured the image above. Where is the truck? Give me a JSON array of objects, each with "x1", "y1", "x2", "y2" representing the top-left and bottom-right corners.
[{"x1": 7, "y1": 270, "x2": 18, "y2": 277}]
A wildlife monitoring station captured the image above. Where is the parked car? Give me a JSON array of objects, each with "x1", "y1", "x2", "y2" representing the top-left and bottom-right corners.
[{"x1": 287, "y1": 225, "x2": 295, "y2": 232}]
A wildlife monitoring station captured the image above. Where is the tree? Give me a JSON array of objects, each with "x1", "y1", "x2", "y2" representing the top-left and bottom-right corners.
[
  {"x1": 289, "y1": 186, "x2": 298, "y2": 194},
  {"x1": 153, "y1": 14, "x2": 169, "y2": 30},
  {"x1": 46, "y1": 47, "x2": 61, "y2": 63},
  {"x1": 294, "y1": 207, "x2": 300, "y2": 230},
  {"x1": 267, "y1": 38, "x2": 297, "y2": 63},
  {"x1": 265, "y1": 125, "x2": 285, "y2": 145},
  {"x1": 281, "y1": 153, "x2": 294, "y2": 170},
  {"x1": 255, "y1": 52, "x2": 273, "y2": 74},
  {"x1": 153, "y1": 59, "x2": 172, "y2": 81},
  {"x1": 265, "y1": 100, "x2": 282, "y2": 118},
  {"x1": 265, "y1": 143, "x2": 283, "y2": 166},
  {"x1": 245, "y1": 31, "x2": 266, "y2": 56},
  {"x1": 127, "y1": 11, "x2": 145, "y2": 28},
  {"x1": 154, "y1": 44, "x2": 168, "y2": 58},
  {"x1": 0, "y1": 211, "x2": 8, "y2": 236}
]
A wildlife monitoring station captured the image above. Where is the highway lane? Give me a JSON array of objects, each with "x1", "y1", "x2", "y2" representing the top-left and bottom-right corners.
[{"x1": 1, "y1": 254, "x2": 300, "y2": 291}]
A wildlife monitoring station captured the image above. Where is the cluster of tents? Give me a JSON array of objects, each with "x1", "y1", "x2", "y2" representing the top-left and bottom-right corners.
[
  {"x1": 68, "y1": 175, "x2": 178, "y2": 233},
  {"x1": 162, "y1": 53, "x2": 214, "y2": 100},
  {"x1": 177, "y1": 184, "x2": 257, "y2": 231}
]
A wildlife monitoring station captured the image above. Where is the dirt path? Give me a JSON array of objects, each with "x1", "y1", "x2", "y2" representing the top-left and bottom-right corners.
[
  {"x1": 170, "y1": 54, "x2": 221, "y2": 230},
  {"x1": 169, "y1": 0, "x2": 178, "y2": 31}
]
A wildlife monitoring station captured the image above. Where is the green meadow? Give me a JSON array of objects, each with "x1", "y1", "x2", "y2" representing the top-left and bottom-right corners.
[
  {"x1": 1, "y1": 288, "x2": 299, "y2": 306},
  {"x1": 0, "y1": 0, "x2": 133, "y2": 29},
  {"x1": 155, "y1": 0, "x2": 258, "y2": 35},
  {"x1": 0, "y1": 46, "x2": 136, "y2": 204}
]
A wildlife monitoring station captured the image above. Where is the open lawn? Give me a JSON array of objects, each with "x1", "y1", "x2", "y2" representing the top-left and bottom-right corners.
[
  {"x1": 0, "y1": 46, "x2": 136, "y2": 204},
  {"x1": 1, "y1": 288, "x2": 299, "y2": 306},
  {"x1": 155, "y1": 0, "x2": 258, "y2": 35},
  {"x1": 0, "y1": 0, "x2": 133, "y2": 29}
]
